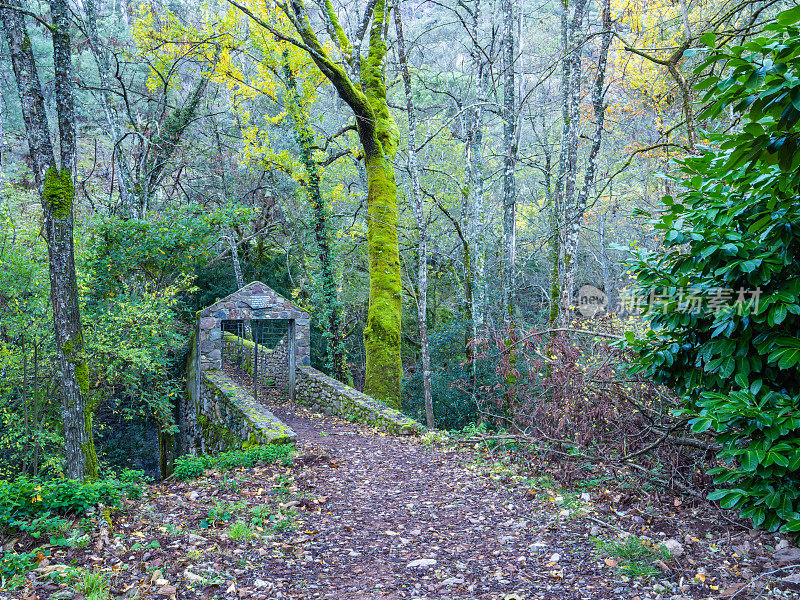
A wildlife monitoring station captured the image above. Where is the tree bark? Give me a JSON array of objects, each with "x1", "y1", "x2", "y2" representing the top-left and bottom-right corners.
[
  {"x1": 500, "y1": 0, "x2": 517, "y2": 318},
  {"x1": 1, "y1": 0, "x2": 98, "y2": 479},
  {"x1": 394, "y1": 3, "x2": 433, "y2": 428},
  {"x1": 557, "y1": 0, "x2": 586, "y2": 322},
  {"x1": 561, "y1": 0, "x2": 610, "y2": 321}
]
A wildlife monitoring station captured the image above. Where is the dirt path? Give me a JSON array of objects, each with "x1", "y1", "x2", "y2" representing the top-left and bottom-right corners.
[
  {"x1": 21, "y1": 394, "x2": 797, "y2": 600},
  {"x1": 235, "y1": 399, "x2": 633, "y2": 599}
]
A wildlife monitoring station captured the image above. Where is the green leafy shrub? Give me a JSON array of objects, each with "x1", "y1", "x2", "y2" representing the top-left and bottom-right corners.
[
  {"x1": 1, "y1": 550, "x2": 37, "y2": 582},
  {"x1": 199, "y1": 501, "x2": 236, "y2": 529},
  {"x1": 0, "y1": 473, "x2": 148, "y2": 540},
  {"x1": 173, "y1": 444, "x2": 294, "y2": 481},
  {"x1": 626, "y1": 7, "x2": 800, "y2": 532}
]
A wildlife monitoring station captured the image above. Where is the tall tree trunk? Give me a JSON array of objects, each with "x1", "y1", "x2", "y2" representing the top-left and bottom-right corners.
[
  {"x1": 283, "y1": 52, "x2": 349, "y2": 384},
  {"x1": 557, "y1": 0, "x2": 586, "y2": 322},
  {"x1": 395, "y1": 3, "x2": 433, "y2": 428},
  {"x1": 561, "y1": 0, "x2": 610, "y2": 321},
  {"x1": 1, "y1": 0, "x2": 98, "y2": 479},
  {"x1": 500, "y1": 0, "x2": 517, "y2": 318},
  {"x1": 464, "y1": 0, "x2": 489, "y2": 402},
  {"x1": 358, "y1": 0, "x2": 403, "y2": 409},
  {"x1": 233, "y1": 0, "x2": 403, "y2": 407}
]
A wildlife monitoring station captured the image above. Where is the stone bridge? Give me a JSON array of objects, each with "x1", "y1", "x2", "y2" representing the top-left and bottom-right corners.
[{"x1": 177, "y1": 282, "x2": 422, "y2": 461}]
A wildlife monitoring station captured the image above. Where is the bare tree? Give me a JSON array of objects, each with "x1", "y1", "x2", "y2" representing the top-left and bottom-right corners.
[
  {"x1": 395, "y1": 1, "x2": 433, "y2": 428},
  {"x1": 500, "y1": 0, "x2": 517, "y2": 317}
]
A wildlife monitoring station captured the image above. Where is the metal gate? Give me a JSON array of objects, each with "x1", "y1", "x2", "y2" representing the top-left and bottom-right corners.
[{"x1": 221, "y1": 319, "x2": 294, "y2": 402}]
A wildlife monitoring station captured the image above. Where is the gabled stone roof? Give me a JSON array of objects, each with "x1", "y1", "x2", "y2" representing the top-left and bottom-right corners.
[{"x1": 198, "y1": 281, "x2": 307, "y2": 319}]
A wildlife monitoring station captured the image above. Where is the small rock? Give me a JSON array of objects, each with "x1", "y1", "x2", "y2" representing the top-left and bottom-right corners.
[
  {"x1": 409, "y1": 528, "x2": 422, "y2": 536},
  {"x1": 184, "y1": 569, "x2": 204, "y2": 583},
  {"x1": 776, "y1": 539, "x2": 790, "y2": 551},
  {"x1": 780, "y1": 573, "x2": 800, "y2": 590},
  {"x1": 150, "y1": 570, "x2": 163, "y2": 583},
  {"x1": 589, "y1": 526, "x2": 600, "y2": 536},
  {"x1": 441, "y1": 577, "x2": 465, "y2": 585},
  {"x1": 154, "y1": 579, "x2": 169, "y2": 587},
  {"x1": 188, "y1": 491, "x2": 199, "y2": 501},
  {"x1": 156, "y1": 585, "x2": 177, "y2": 596},
  {"x1": 550, "y1": 553, "x2": 561, "y2": 563},
  {"x1": 661, "y1": 539, "x2": 684, "y2": 558},
  {"x1": 580, "y1": 492, "x2": 591, "y2": 502},
  {"x1": 253, "y1": 579, "x2": 272, "y2": 589},
  {"x1": 499, "y1": 536, "x2": 515, "y2": 544},
  {"x1": 187, "y1": 533, "x2": 206, "y2": 544},
  {"x1": 348, "y1": 550, "x2": 361, "y2": 557},
  {"x1": 407, "y1": 558, "x2": 437, "y2": 568},
  {"x1": 774, "y1": 547, "x2": 800, "y2": 564}
]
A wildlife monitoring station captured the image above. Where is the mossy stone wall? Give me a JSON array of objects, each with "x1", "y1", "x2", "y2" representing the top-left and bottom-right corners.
[
  {"x1": 295, "y1": 366, "x2": 422, "y2": 435},
  {"x1": 193, "y1": 370, "x2": 296, "y2": 454}
]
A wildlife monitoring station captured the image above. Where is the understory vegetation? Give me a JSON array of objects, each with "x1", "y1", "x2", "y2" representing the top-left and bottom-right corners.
[{"x1": 1, "y1": 0, "x2": 800, "y2": 595}]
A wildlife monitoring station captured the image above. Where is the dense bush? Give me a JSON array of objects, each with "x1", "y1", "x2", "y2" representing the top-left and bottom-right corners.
[
  {"x1": 627, "y1": 8, "x2": 800, "y2": 532},
  {"x1": 0, "y1": 470, "x2": 150, "y2": 540},
  {"x1": 173, "y1": 444, "x2": 295, "y2": 481},
  {"x1": 402, "y1": 315, "x2": 497, "y2": 431}
]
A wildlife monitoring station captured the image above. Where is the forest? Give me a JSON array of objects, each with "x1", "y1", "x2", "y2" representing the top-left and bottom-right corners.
[{"x1": 1, "y1": 0, "x2": 800, "y2": 596}]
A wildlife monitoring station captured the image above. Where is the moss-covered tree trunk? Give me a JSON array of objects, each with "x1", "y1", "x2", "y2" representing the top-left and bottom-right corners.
[
  {"x1": 238, "y1": 0, "x2": 404, "y2": 407},
  {"x1": 1, "y1": 0, "x2": 98, "y2": 479},
  {"x1": 362, "y1": 152, "x2": 402, "y2": 407}
]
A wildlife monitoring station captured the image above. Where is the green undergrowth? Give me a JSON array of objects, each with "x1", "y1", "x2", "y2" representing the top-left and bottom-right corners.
[
  {"x1": 0, "y1": 470, "x2": 150, "y2": 587},
  {"x1": 173, "y1": 444, "x2": 295, "y2": 481},
  {"x1": 593, "y1": 535, "x2": 670, "y2": 580},
  {"x1": 0, "y1": 470, "x2": 148, "y2": 536}
]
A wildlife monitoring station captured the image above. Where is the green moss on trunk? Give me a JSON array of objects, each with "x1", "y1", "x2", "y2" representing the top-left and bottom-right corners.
[
  {"x1": 82, "y1": 409, "x2": 99, "y2": 480},
  {"x1": 363, "y1": 153, "x2": 402, "y2": 409},
  {"x1": 43, "y1": 167, "x2": 74, "y2": 218}
]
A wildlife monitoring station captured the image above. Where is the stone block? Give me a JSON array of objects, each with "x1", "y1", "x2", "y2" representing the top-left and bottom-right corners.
[{"x1": 200, "y1": 317, "x2": 217, "y2": 329}]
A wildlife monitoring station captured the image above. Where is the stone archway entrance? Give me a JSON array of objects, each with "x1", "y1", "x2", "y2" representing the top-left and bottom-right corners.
[
  {"x1": 179, "y1": 282, "x2": 309, "y2": 456},
  {"x1": 195, "y1": 281, "x2": 310, "y2": 400}
]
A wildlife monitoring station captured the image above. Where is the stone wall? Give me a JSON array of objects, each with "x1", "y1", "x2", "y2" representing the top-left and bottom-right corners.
[
  {"x1": 222, "y1": 332, "x2": 289, "y2": 389},
  {"x1": 295, "y1": 367, "x2": 422, "y2": 435},
  {"x1": 193, "y1": 370, "x2": 296, "y2": 454}
]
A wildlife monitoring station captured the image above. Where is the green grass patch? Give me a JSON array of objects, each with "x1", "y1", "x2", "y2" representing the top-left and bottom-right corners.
[
  {"x1": 593, "y1": 535, "x2": 669, "y2": 580},
  {"x1": 228, "y1": 520, "x2": 255, "y2": 541},
  {"x1": 173, "y1": 444, "x2": 295, "y2": 481},
  {"x1": 77, "y1": 570, "x2": 110, "y2": 600}
]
